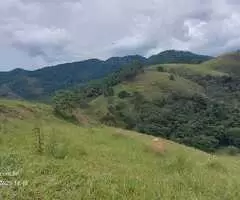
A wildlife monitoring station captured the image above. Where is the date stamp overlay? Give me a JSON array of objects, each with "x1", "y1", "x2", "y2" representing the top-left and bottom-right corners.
[{"x1": 0, "y1": 170, "x2": 29, "y2": 187}]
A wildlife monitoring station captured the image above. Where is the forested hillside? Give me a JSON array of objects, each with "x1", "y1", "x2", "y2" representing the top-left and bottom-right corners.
[
  {"x1": 147, "y1": 50, "x2": 212, "y2": 65},
  {"x1": 0, "y1": 50, "x2": 211, "y2": 100}
]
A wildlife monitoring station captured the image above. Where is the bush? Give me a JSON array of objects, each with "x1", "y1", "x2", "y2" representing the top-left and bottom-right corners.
[
  {"x1": 46, "y1": 134, "x2": 69, "y2": 159},
  {"x1": 169, "y1": 74, "x2": 175, "y2": 81},
  {"x1": 100, "y1": 113, "x2": 117, "y2": 126},
  {"x1": 228, "y1": 128, "x2": 240, "y2": 148},
  {"x1": 118, "y1": 90, "x2": 131, "y2": 99},
  {"x1": 157, "y1": 66, "x2": 165, "y2": 72},
  {"x1": 53, "y1": 107, "x2": 78, "y2": 123}
]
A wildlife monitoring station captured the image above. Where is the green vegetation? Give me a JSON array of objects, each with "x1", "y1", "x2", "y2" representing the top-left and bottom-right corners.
[
  {"x1": 0, "y1": 99, "x2": 240, "y2": 199},
  {"x1": 0, "y1": 50, "x2": 212, "y2": 100},
  {"x1": 53, "y1": 61, "x2": 145, "y2": 121},
  {"x1": 147, "y1": 50, "x2": 212, "y2": 65},
  {"x1": 203, "y1": 51, "x2": 240, "y2": 77},
  {"x1": 0, "y1": 56, "x2": 146, "y2": 100},
  {"x1": 151, "y1": 51, "x2": 240, "y2": 77},
  {"x1": 151, "y1": 63, "x2": 226, "y2": 76},
  {"x1": 0, "y1": 51, "x2": 240, "y2": 199},
  {"x1": 53, "y1": 52, "x2": 240, "y2": 153}
]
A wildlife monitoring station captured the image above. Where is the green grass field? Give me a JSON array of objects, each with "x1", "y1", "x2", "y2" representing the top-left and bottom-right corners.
[
  {"x1": 0, "y1": 99, "x2": 240, "y2": 199},
  {"x1": 149, "y1": 63, "x2": 227, "y2": 76},
  {"x1": 149, "y1": 51, "x2": 240, "y2": 77}
]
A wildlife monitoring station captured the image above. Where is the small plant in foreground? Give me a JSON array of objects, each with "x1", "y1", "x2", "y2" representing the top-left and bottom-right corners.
[
  {"x1": 169, "y1": 74, "x2": 176, "y2": 81},
  {"x1": 157, "y1": 66, "x2": 165, "y2": 72},
  {"x1": 33, "y1": 126, "x2": 44, "y2": 154},
  {"x1": 46, "y1": 133, "x2": 69, "y2": 159}
]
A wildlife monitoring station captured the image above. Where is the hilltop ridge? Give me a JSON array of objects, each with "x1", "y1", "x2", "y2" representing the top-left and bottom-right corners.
[{"x1": 0, "y1": 50, "x2": 212, "y2": 100}]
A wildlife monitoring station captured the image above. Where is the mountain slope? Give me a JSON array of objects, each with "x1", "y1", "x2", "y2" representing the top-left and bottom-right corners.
[
  {"x1": 154, "y1": 51, "x2": 240, "y2": 107},
  {"x1": 0, "y1": 55, "x2": 146, "y2": 100},
  {"x1": 0, "y1": 50, "x2": 212, "y2": 100},
  {"x1": 201, "y1": 51, "x2": 240, "y2": 77},
  {"x1": 157, "y1": 51, "x2": 240, "y2": 77},
  {"x1": 0, "y1": 99, "x2": 240, "y2": 199},
  {"x1": 54, "y1": 52, "x2": 240, "y2": 153}
]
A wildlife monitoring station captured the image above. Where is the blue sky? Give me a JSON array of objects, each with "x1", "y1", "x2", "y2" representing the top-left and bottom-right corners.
[{"x1": 0, "y1": 0, "x2": 240, "y2": 71}]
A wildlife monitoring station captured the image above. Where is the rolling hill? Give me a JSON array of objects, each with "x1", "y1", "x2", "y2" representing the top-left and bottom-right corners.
[
  {"x1": 53, "y1": 51, "x2": 240, "y2": 153},
  {"x1": 153, "y1": 51, "x2": 240, "y2": 77},
  {"x1": 0, "y1": 51, "x2": 240, "y2": 199},
  {"x1": 200, "y1": 51, "x2": 240, "y2": 77},
  {"x1": 0, "y1": 50, "x2": 212, "y2": 100},
  {"x1": 0, "y1": 99, "x2": 240, "y2": 199}
]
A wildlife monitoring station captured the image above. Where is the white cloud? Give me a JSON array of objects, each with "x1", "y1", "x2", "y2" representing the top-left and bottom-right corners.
[
  {"x1": 11, "y1": 26, "x2": 70, "y2": 60},
  {"x1": 0, "y1": 0, "x2": 240, "y2": 70}
]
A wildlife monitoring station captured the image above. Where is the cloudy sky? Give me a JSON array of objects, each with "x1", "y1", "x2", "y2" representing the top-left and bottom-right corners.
[{"x1": 0, "y1": 0, "x2": 240, "y2": 71}]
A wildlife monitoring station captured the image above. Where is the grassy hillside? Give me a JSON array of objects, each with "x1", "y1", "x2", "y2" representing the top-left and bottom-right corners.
[
  {"x1": 0, "y1": 99, "x2": 240, "y2": 199},
  {"x1": 88, "y1": 70, "x2": 205, "y2": 117},
  {"x1": 152, "y1": 52, "x2": 240, "y2": 107},
  {"x1": 202, "y1": 51, "x2": 240, "y2": 76},
  {"x1": 59, "y1": 53, "x2": 239, "y2": 153},
  {"x1": 87, "y1": 55, "x2": 238, "y2": 122},
  {"x1": 151, "y1": 51, "x2": 240, "y2": 77},
  {"x1": 153, "y1": 63, "x2": 226, "y2": 76}
]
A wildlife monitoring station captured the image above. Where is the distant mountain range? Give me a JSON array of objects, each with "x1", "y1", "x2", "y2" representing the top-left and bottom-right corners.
[{"x1": 0, "y1": 50, "x2": 212, "y2": 100}]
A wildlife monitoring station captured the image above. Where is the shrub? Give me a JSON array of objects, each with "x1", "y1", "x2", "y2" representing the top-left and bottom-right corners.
[
  {"x1": 228, "y1": 128, "x2": 240, "y2": 148},
  {"x1": 157, "y1": 66, "x2": 164, "y2": 72},
  {"x1": 53, "y1": 107, "x2": 78, "y2": 123},
  {"x1": 100, "y1": 113, "x2": 116, "y2": 126},
  {"x1": 118, "y1": 90, "x2": 131, "y2": 99},
  {"x1": 169, "y1": 74, "x2": 175, "y2": 81},
  {"x1": 46, "y1": 134, "x2": 69, "y2": 159}
]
